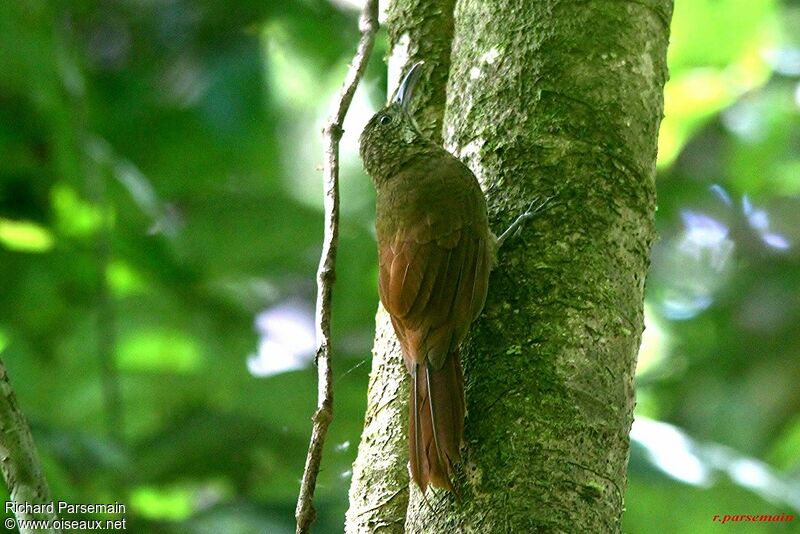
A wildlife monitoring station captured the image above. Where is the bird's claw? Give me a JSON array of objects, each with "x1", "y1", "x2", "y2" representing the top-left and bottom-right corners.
[{"x1": 496, "y1": 196, "x2": 554, "y2": 248}]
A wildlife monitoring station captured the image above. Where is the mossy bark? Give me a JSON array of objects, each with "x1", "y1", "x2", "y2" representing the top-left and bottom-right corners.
[
  {"x1": 384, "y1": 0, "x2": 455, "y2": 143},
  {"x1": 344, "y1": 309, "x2": 409, "y2": 533},
  {"x1": 348, "y1": 0, "x2": 672, "y2": 531}
]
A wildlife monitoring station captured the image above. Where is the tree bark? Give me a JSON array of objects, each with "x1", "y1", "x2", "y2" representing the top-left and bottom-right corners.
[
  {"x1": 347, "y1": 0, "x2": 672, "y2": 531},
  {"x1": 384, "y1": 0, "x2": 456, "y2": 143}
]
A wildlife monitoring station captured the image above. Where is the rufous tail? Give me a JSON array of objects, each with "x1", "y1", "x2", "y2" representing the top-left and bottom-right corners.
[{"x1": 408, "y1": 350, "x2": 465, "y2": 492}]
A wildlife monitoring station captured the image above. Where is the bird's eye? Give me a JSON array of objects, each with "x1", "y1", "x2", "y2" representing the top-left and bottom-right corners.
[{"x1": 378, "y1": 114, "x2": 393, "y2": 126}]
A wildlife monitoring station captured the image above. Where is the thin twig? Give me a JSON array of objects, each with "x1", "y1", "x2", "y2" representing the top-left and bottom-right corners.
[
  {"x1": 85, "y1": 144, "x2": 124, "y2": 445},
  {"x1": 294, "y1": 1, "x2": 379, "y2": 532},
  {"x1": 0, "y1": 361, "x2": 61, "y2": 531}
]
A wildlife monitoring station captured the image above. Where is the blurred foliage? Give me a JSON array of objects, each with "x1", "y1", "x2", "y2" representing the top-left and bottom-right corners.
[{"x1": 0, "y1": 0, "x2": 798, "y2": 532}]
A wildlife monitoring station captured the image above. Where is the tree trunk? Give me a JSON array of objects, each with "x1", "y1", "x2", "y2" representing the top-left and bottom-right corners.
[{"x1": 347, "y1": 0, "x2": 672, "y2": 531}]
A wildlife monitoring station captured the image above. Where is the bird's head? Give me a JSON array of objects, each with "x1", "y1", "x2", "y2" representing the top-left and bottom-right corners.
[{"x1": 359, "y1": 62, "x2": 426, "y2": 182}]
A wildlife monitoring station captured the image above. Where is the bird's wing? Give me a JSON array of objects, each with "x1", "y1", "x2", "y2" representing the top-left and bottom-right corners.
[{"x1": 379, "y1": 215, "x2": 490, "y2": 371}]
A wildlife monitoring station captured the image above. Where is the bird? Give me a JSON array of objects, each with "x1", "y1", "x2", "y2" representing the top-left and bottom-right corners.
[{"x1": 359, "y1": 62, "x2": 494, "y2": 492}]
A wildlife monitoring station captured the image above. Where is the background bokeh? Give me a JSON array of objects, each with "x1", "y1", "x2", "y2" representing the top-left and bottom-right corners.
[{"x1": 1, "y1": 1, "x2": 798, "y2": 532}]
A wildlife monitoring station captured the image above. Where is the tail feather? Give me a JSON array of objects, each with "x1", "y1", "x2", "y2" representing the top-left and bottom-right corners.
[{"x1": 409, "y1": 350, "x2": 465, "y2": 492}]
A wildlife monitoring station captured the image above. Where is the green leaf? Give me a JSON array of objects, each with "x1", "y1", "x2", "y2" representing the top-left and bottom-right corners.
[{"x1": 0, "y1": 218, "x2": 54, "y2": 252}]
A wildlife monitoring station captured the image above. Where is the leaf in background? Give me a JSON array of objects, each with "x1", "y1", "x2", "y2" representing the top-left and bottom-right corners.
[{"x1": 658, "y1": 0, "x2": 776, "y2": 167}]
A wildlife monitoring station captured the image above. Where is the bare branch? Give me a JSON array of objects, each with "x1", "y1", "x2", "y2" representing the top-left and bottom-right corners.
[
  {"x1": 295, "y1": 1, "x2": 379, "y2": 532},
  {"x1": 0, "y1": 361, "x2": 61, "y2": 531}
]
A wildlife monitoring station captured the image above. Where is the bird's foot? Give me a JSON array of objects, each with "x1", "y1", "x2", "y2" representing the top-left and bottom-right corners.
[{"x1": 496, "y1": 196, "x2": 553, "y2": 248}]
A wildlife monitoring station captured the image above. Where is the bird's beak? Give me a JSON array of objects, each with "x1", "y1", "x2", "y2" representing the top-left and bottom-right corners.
[{"x1": 394, "y1": 61, "x2": 424, "y2": 110}]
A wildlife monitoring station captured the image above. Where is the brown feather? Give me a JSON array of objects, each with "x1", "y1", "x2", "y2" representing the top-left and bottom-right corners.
[
  {"x1": 408, "y1": 354, "x2": 465, "y2": 492},
  {"x1": 405, "y1": 243, "x2": 444, "y2": 324},
  {"x1": 373, "y1": 153, "x2": 492, "y2": 491}
]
